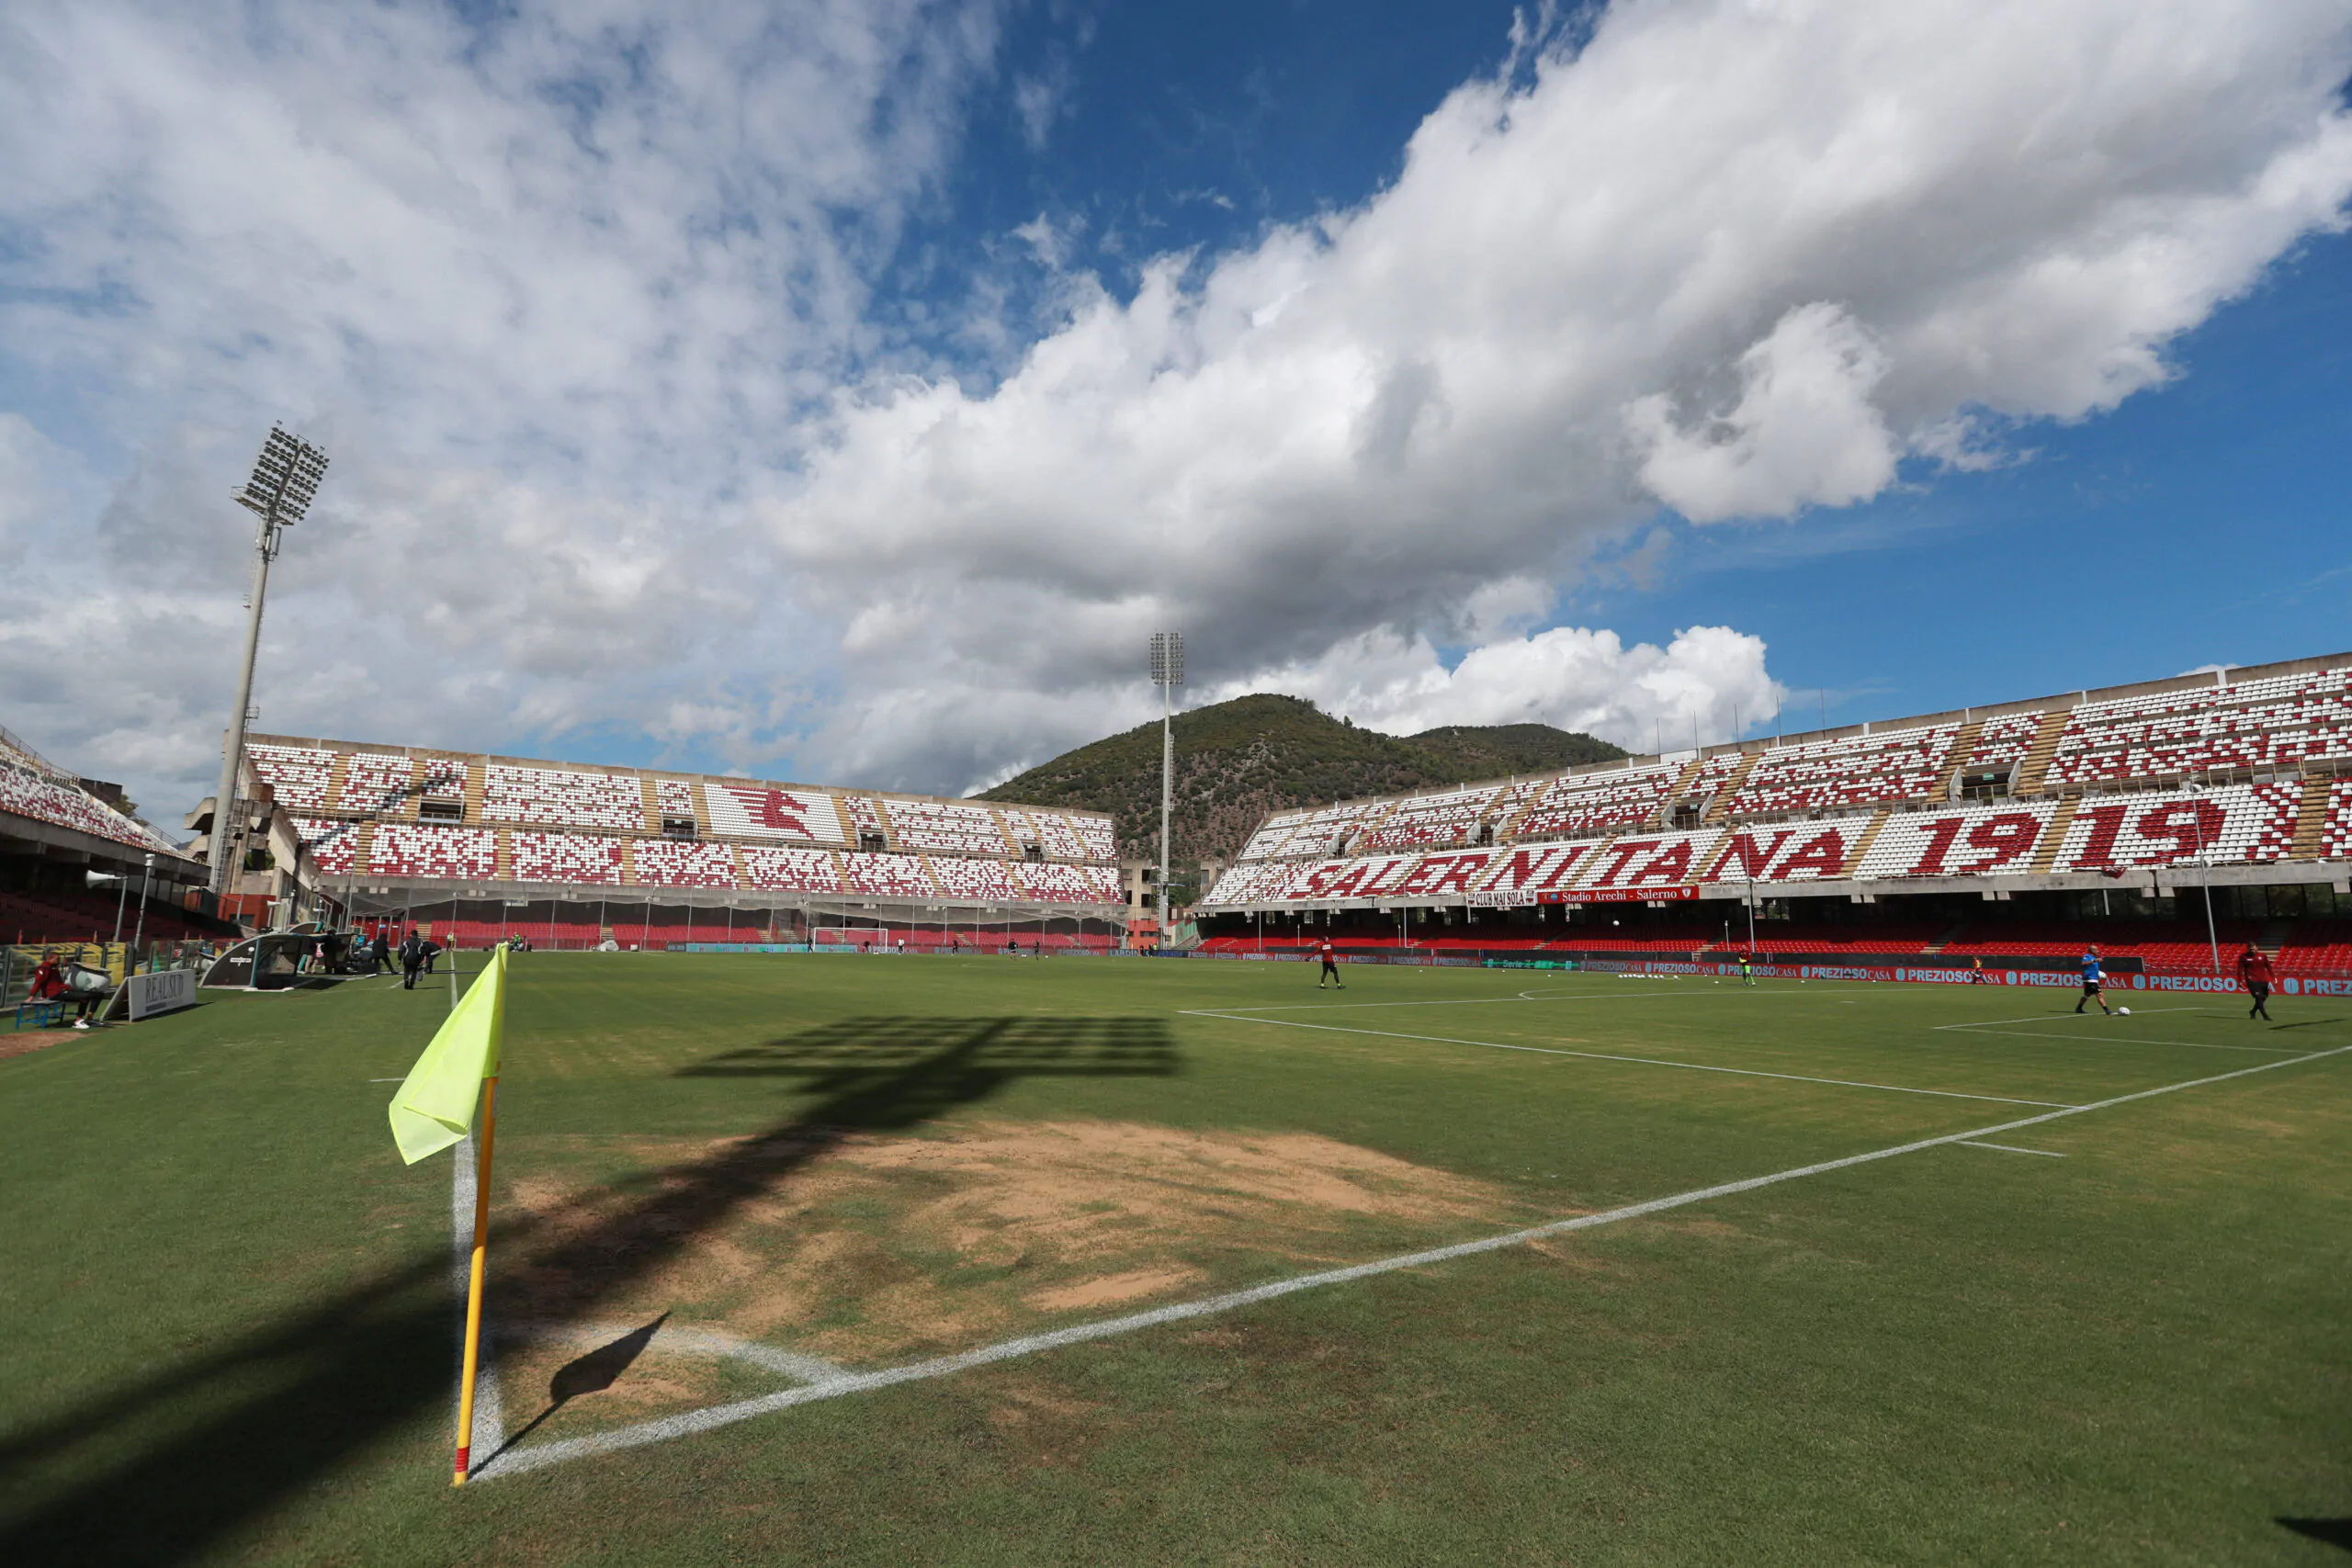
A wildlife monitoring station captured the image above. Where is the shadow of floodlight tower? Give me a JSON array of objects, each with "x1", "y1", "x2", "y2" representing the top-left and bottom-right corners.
[{"x1": 208, "y1": 425, "x2": 331, "y2": 897}]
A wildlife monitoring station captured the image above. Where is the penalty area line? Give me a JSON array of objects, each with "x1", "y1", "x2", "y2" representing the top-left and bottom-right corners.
[
  {"x1": 469, "y1": 1040, "x2": 2350, "y2": 1483},
  {"x1": 1184, "y1": 1010, "x2": 2076, "y2": 1109}
]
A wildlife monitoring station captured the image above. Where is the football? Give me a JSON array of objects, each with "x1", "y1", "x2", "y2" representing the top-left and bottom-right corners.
[{"x1": 2119, "y1": 1007, "x2": 2132, "y2": 1015}]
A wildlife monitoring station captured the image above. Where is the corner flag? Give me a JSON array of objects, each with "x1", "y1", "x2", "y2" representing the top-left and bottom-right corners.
[
  {"x1": 389, "y1": 945, "x2": 507, "y2": 1164},
  {"x1": 386, "y1": 943, "x2": 511, "y2": 1485}
]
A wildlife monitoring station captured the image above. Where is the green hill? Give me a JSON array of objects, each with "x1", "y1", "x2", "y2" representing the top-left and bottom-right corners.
[{"x1": 977, "y1": 693, "x2": 1625, "y2": 881}]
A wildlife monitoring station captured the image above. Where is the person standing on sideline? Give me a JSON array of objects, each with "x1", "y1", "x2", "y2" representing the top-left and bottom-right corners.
[
  {"x1": 370, "y1": 929, "x2": 391, "y2": 976},
  {"x1": 2237, "y1": 942, "x2": 2275, "y2": 1021},
  {"x1": 1317, "y1": 937, "x2": 1342, "y2": 990},
  {"x1": 399, "y1": 931, "x2": 424, "y2": 990},
  {"x1": 2075, "y1": 945, "x2": 2111, "y2": 1014},
  {"x1": 1969, "y1": 956, "x2": 1987, "y2": 985}
]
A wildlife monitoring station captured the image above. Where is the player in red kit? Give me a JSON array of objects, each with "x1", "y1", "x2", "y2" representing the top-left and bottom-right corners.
[
  {"x1": 1317, "y1": 938, "x2": 1342, "y2": 989},
  {"x1": 2236, "y1": 943, "x2": 2275, "y2": 1021}
]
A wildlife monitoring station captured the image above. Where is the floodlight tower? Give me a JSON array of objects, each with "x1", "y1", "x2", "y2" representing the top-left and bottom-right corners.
[
  {"x1": 1149, "y1": 630, "x2": 1182, "y2": 952},
  {"x1": 208, "y1": 425, "x2": 330, "y2": 895}
]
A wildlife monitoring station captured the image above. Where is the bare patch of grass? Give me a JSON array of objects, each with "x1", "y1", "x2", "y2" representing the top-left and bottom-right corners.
[{"x1": 496, "y1": 1120, "x2": 1537, "y2": 1366}]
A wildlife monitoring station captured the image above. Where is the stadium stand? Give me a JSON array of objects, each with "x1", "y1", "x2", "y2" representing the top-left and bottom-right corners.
[
  {"x1": 289, "y1": 817, "x2": 362, "y2": 875},
  {"x1": 367, "y1": 822, "x2": 497, "y2": 880},
  {"x1": 342, "y1": 751, "x2": 415, "y2": 813},
  {"x1": 1507, "y1": 762, "x2": 1682, "y2": 840},
  {"x1": 231, "y1": 735, "x2": 1121, "y2": 931},
  {"x1": 1705, "y1": 819, "x2": 1868, "y2": 883},
  {"x1": 420, "y1": 761, "x2": 468, "y2": 803},
  {"x1": 1573, "y1": 828, "x2": 1724, "y2": 890},
  {"x1": 1473, "y1": 840, "x2": 1601, "y2": 896},
  {"x1": 888, "y1": 800, "x2": 1012, "y2": 856},
  {"x1": 1965, "y1": 712, "x2": 2044, "y2": 773},
  {"x1": 2322, "y1": 778, "x2": 2352, "y2": 860},
  {"x1": 246, "y1": 744, "x2": 336, "y2": 810},
  {"x1": 1850, "y1": 800, "x2": 2062, "y2": 879},
  {"x1": 1204, "y1": 654, "x2": 2352, "y2": 928},
  {"x1": 2048, "y1": 783, "x2": 2298, "y2": 872},
  {"x1": 0, "y1": 764, "x2": 180, "y2": 855},
  {"x1": 1722, "y1": 724, "x2": 1959, "y2": 817},
  {"x1": 705, "y1": 784, "x2": 845, "y2": 843},
  {"x1": 740, "y1": 845, "x2": 847, "y2": 893},
  {"x1": 1065, "y1": 814, "x2": 1118, "y2": 863},
  {"x1": 508, "y1": 830, "x2": 628, "y2": 886},
  {"x1": 839, "y1": 850, "x2": 936, "y2": 898},
  {"x1": 481, "y1": 765, "x2": 646, "y2": 831},
  {"x1": 927, "y1": 855, "x2": 1021, "y2": 900},
  {"x1": 1018, "y1": 861, "x2": 1122, "y2": 902},
  {"x1": 631, "y1": 839, "x2": 739, "y2": 889},
  {"x1": 1360, "y1": 784, "x2": 1504, "y2": 852},
  {"x1": 842, "y1": 795, "x2": 888, "y2": 844},
  {"x1": 2044, "y1": 666, "x2": 2352, "y2": 784},
  {"x1": 2277, "y1": 919, "x2": 2352, "y2": 975}
]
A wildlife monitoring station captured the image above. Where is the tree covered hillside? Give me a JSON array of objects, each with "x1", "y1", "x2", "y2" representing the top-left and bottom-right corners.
[{"x1": 977, "y1": 694, "x2": 1624, "y2": 874}]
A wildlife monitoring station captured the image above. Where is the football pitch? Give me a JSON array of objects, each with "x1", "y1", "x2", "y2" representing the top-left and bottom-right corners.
[{"x1": 3, "y1": 954, "x2": 2346, "y2": 1565}]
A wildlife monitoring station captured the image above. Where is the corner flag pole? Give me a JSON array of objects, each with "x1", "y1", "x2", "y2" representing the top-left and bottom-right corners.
[
  {"x1": 385, "y1": 942, "x2": 508, "y2": 1486},
  {"x1": 451, "y1": 1070, "x2": 499, "y2": 1487}
]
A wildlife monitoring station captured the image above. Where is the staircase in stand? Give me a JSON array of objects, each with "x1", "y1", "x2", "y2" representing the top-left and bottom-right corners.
[
  {"x1": 2029, "y1": 796, "x2": 2080, "y2": 874},
  {"x1": 1939, "y1": 719, "x2": 1984, "y2": 797},
  {"x1": 2290, "y1": 776, "x2": 2333, "y2": 860},
  {"x1": 1700, "y1": 752, "x2": 1760, "y2": 824},
  {"x1": 2012, "y1": 710, "x2": 2072, "y2": 795},
  {"x1": 1839, "y1": 809, "x2": 1894, "y2": 876}
]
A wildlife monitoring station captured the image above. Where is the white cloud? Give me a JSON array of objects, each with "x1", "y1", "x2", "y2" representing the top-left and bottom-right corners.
[
  {"x1": 761, "y1": 0, "x2": 2351, "y2": 788},
  {"x1": 0, "y1": 0, "x2": 2347, "y2": 817},
  {"x1": 1227, "y1": 624, "x2": 1783, "y2": 753},
  {"x1": 1625, "y1": 302, "x2": 1898, "y2": 524}
]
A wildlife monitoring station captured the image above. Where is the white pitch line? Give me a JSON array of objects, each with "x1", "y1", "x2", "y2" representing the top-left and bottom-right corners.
[
  {"x1": 1936, "y1": 1025, "x2": 2301, "y2": 1055},
  {"x1": 1936, "y1": 1008, "x2": 2200, "y2": 1028},
  {"x1": 502, "y1": 1320, "x2": 848, "y2": 1385},
  {"x1": 1186, "y1": 1010, "x2": 2078, "y2": 1109},
  {"x1": 451, "y1": 1133, "x2": 503, "y2": 1462},
  {"x1": 1958, "y1": 1141, "x2": 2066, "y2": 1158},
  {"x1": 470, "y1": 1040, "x2": 2351, "y2": 1483},
  {"x1": 1210, "y1": 991, "x2": 1794, "y2": 1015}
]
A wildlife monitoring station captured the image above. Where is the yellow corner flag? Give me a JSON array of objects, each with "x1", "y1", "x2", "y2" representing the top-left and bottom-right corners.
[{"x1": 389, "y1": 945, "x2": 507, "y2": 1165}]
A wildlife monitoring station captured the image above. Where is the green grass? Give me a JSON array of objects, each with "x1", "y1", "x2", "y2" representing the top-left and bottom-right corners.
[{"x1": 2, "y1": 954, "x2": 2347, "y2": 1565}]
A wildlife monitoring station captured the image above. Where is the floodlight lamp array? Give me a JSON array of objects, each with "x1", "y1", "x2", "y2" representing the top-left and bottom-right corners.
[
  {"x1": 1149, "y1": 629, "x2": 1183, "y2": 688},
  {"x1": 235, "y1": 423, "x2": 331, "y2": 525}
]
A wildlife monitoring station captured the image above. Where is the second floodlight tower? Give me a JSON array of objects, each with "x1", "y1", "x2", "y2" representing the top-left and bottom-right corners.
[
  {"x1": 1149, "y1": 630, "x2": 1182, "y2": 952},
  {"x1": 209, "y1": 424, "x2": 330, "y2": 896}
]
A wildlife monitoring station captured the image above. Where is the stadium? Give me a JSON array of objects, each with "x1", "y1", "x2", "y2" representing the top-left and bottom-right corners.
[
  {"x1": 6, "y1": 637, "x2": 2350, "y2": 1562},
  {"x1": 1193, "y1": 652, "x2": 2352, "y2": 988},
  {"x1": 6, "y1": 6, "x2": 2352, "y2": 1566}
]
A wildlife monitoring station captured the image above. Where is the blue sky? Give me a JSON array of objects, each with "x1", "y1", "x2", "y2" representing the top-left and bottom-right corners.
[
  {"x1": 0, "y1": 0, "x2": 2348, "y2": 820},
  {"x1": 1582, "y1": 229, "x2": 2352, "y2": 732}
]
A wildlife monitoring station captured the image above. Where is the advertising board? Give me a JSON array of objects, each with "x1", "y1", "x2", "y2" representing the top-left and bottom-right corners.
[
  {"x1": 126, "y1": 967, "x2": 199, "y2": 1021},
  {"x1": 1537, "y1": 886, "x2": 1699, "y2": 905}
]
